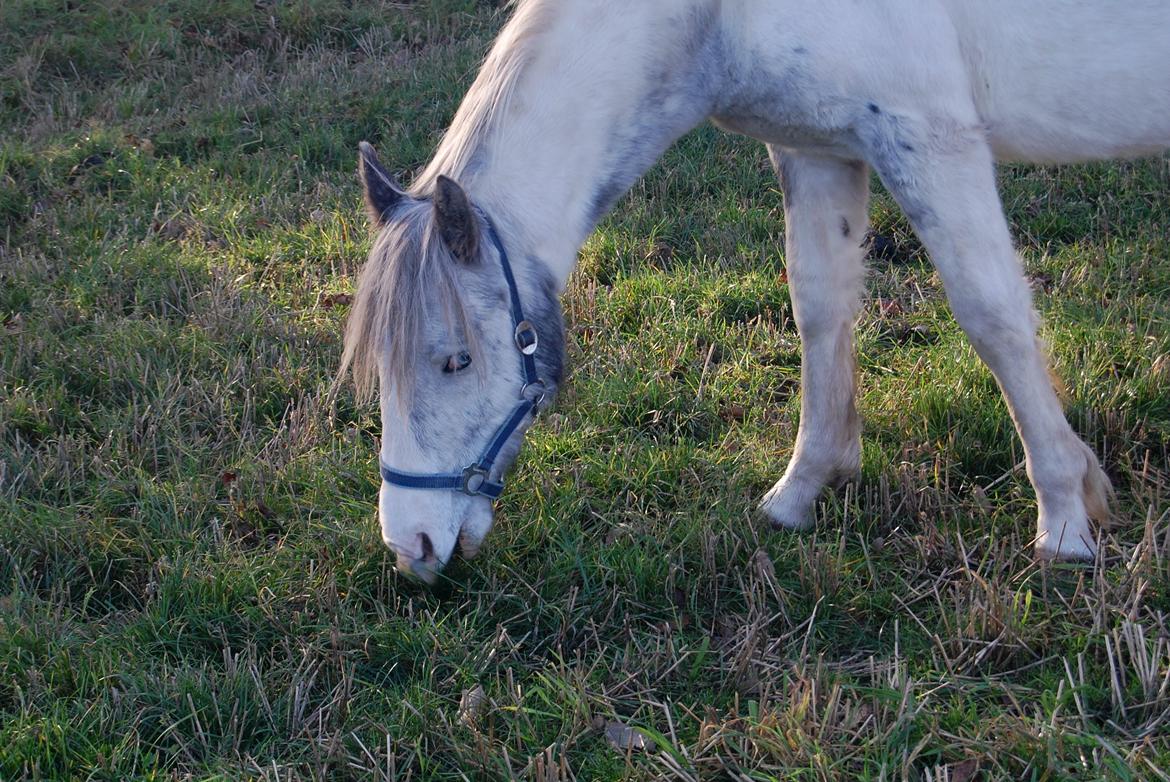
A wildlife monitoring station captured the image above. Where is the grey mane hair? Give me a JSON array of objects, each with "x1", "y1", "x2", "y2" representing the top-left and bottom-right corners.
[
  {"x1": 411, "y1": 0, "x2": 554, "y2": 195},
  {"x1": 339, "y1": 200, "x2": 481, "y2": 405}
]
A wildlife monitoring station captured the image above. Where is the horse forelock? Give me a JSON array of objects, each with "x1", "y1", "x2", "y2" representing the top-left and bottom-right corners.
[{"x1": 340, "y1": 201, "x2": 479, "y2": 405}]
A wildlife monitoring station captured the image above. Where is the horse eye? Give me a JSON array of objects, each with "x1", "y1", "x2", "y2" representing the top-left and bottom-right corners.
[{"x1": 443, "y1": 351, "x2": 472, "y2": 374}]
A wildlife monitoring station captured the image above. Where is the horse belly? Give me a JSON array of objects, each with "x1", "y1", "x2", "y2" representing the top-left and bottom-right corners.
[
  {"x1": 946, "y1": 0, "x2": 1170, "y2": 163},
  {"x1": 714, "y1": 0, "x2": 983, "y2": 154},
  {"x1": 715, "y1": 0, "x2": 1170, "y2": 163}
]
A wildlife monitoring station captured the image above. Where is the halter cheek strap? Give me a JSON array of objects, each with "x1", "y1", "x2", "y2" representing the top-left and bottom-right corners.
[{"x1": 378, "y1": 213, "x2": 547, "y2": 499}]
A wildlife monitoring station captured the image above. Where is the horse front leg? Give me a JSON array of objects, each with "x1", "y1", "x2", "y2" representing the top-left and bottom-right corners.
[
  {"x1": 865, "y1": 128, "x2": 1111, "y2": 560},
  {"x1": 759, "y1": 149, "x2": 870, "y2": 530}
]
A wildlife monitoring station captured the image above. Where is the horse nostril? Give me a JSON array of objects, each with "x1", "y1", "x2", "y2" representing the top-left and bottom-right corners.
[{"x1": 419, "y1": 532, "x2": 435, "y2": 562}]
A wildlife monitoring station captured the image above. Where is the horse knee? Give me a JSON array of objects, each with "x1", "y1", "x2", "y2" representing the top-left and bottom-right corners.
[{"x1": 949, "y1": 294, "x2": 1039, "y2": 362}]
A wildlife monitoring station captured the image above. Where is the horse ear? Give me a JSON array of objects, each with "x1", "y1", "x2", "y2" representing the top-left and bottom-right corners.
[
  {"x1": 432, "y1": 175, "x2": 479, "y2": 262},
  {"x1": 358, "y1": 141, "x2": 405, "y2": 226}
]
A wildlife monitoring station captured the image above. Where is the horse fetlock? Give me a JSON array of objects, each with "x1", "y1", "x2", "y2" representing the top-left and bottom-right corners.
[
  {"x1": 828, "y1": 462, "x2": 861, "y2": 490},
  {"x1": 830, "y1": 435, "x2": 862, "y2": 487},
  {"x1": 1027, "y1": 436, "x2": 1112, "y2": 511},
  {"x1": 1031, "y1": 439, "x2": 1111, "y2": 561},
  {"x1": 1077, "y1": 443, "x2": 1114, "y2": 523}
]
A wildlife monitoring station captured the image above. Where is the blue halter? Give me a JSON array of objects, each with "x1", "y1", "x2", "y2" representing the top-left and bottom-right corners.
[{"x1": 378, "y1": 213, "x2": 547, "y2": 499}]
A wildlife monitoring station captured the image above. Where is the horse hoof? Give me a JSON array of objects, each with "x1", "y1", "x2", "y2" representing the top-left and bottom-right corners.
[
  {"x1": 758, "y1": 496, "x2": 816, "y2": 531},
  {"x1": 1035, "y1": 526, "x2": 1097, "y2": 562},
  {"x1": 758, "y1": 475, "x2": 820, "y2": 531}
]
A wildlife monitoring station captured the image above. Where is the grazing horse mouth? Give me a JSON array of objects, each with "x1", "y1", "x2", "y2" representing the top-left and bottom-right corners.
[{"x1": 383, "y1": 497, "x2": 489, "y2": 584}]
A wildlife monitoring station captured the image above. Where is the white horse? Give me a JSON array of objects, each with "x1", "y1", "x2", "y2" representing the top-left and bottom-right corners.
[{"x1": 341, "y1": 0, "x2": 1170, "y2": 582}]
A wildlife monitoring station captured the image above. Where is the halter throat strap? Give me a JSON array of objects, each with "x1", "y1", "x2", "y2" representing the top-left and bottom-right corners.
[{"x1": 378, "y1": 212, "x2": 545, "y2": 499}]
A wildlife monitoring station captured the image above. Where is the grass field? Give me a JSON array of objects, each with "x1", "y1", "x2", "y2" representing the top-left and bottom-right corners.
[{"x1": 2, "y1": 1, "x2": 1169, "y2": 779}]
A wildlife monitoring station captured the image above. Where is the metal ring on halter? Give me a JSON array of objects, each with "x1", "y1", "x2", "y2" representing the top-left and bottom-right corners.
[
  {"x1": 521, "y1": 379, "x2": 548, "y2": 409},
  {"x1": 460, "y1": 465, "x2": 490, "y2": 495},
  {"x1": 514, "y1": 320, "x2": 539, "y2": 355}
]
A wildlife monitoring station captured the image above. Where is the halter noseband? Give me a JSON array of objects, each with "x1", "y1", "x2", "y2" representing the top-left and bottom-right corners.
[{"x1": 378, "y1": 213, "x2": 547, "y2": 499}]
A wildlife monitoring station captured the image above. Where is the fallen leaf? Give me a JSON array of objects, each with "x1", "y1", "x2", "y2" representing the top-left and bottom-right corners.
[
  {"x1": 1028, "y1": 273, "x2": 1054, "y2": 294},
  {"x1": 750, "y1": 549, "x2": 775, "y2": 582},
  {"x1": 970, "y1": 485, "x2": 991, "y2": 513},
  {"x1": 604, "y1": 719, "x2": 649, "y2": 752},
  {"x1": 720, "y1": 404, "x2": 746, "y2": 422},
  {"x1": 3, "y1": 313, "x2": 24, "y2": 334},
  {"x1": 153, "y1": 217, "x2": 188, "y2": 241},
  {"x1": 605, "y1": 523, "x2": 633, "y2": 546},
  {"x1": 218, "y1": 470, "x2": 237, "y2": 485},
  {"x1": 950, "y1": 759, "x2": 979, "y2": 782},
  {"x1": 309, "y1": 208, "x2": 327, "y2": 224},
  {"x1": 458, "y1": 685, "x2": 487, "y2": 728},
  {"x1": 320, "y1": 292, "x2": 353, "y2": 309}
]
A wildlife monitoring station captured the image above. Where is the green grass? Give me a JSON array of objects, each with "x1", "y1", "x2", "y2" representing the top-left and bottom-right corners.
[{"x1": 2, "y1": 2, "x2": 1168, "y2": 780}]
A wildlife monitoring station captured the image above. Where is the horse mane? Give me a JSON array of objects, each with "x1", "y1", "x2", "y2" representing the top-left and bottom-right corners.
[
  {"x1": 340, "y1": 1, "x2": 555, "y2": 401},
  {"x1": 410, "y1": 0, "x2": 555, "y2": 194}
]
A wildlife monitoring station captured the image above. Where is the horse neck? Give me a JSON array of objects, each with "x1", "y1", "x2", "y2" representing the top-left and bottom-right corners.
[{"x1": 422, "y1": 0, "x2": 723, "y2": 290}]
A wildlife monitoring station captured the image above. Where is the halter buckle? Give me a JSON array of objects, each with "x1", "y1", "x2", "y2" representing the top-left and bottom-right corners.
[
  {"x1": 514, "y1": 320, "x2": 539, "y2": 355},
  {"x1": 460, "y1": 465, "x2": 490, "y2": 495}
]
